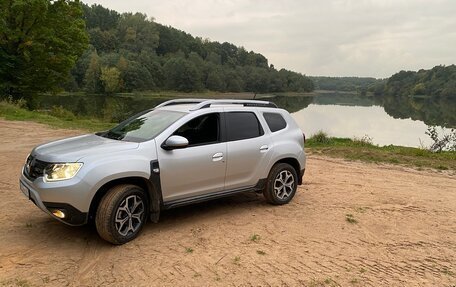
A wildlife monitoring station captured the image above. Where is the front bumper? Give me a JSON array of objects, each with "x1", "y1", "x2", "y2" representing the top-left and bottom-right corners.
[{"x1": 20, "y1": 172, "x2": 88, "y2": 226}]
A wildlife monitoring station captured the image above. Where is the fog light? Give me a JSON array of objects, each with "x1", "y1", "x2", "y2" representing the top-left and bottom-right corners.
[{"x1": 52, "y1": 209, "x2": 66, "y2": 219}]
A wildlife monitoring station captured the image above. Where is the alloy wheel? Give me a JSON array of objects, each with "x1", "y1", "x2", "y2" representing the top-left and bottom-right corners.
[
  {"x1": 273, "y1": 170, "x2": 295, "y2": 200},
  {"x1": 115, "y1": 195, "x2": 145, "y2": 236}
]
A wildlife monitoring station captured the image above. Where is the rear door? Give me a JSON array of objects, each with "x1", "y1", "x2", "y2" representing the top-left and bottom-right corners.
[{"x1": 223, "y1": 109, "x2": 272, "y2": 190}]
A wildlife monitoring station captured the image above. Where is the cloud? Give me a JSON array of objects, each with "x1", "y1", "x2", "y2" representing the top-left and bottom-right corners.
[{"x1": 83, "y1": 0, "x2": 456, "y2": 78}]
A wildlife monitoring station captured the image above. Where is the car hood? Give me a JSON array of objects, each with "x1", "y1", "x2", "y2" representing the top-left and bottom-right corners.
[{"x1": 32, "y1": 134, "x2": 139, "y2": 162}]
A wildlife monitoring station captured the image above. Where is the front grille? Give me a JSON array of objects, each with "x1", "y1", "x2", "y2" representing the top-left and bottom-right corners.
[{"x1": 24, "y1": 155, "x2": 50, "y2": 180}]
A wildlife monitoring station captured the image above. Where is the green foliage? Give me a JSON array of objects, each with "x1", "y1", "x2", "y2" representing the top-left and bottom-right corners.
[
  {"x1": 0, "y1": 0, "x2": 89, "y2": 100},
  {"x1": 100, "y1": 67, "x2": 121, "y2": 94},
  {"x1": 378, "y1": 65, "x2": 456, "y2": 98},
  {"x1": 310, "y1": 131, "x2": 331, "y2": 144},
  {"x1": 311, "y1": 76, "x2": 380, "y2": 93},
  {"x1": 64, "y1": 3, "x2": 314, "y2": 94}
]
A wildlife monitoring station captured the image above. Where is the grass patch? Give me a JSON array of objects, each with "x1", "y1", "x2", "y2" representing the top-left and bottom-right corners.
[
  {"x1": 345, "y1": 214, "x2": 358, "y2": 224},
  {"x1": 0, "y1": 100, "x2": 114, "y2": 132},
  {"x1": 306, "y1": 134, "x2": 456, "y2": 171},
  {"x1": 249, "y1": 234, "x2": 260, "y2": 242},
  {"x1": 185, "y1": 247, "x2": 194, "y2": 253}
]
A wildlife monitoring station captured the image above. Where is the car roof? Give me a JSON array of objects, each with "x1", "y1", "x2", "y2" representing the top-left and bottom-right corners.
[{"x1": 154, "y1": 98, "x2": 278, "y2": 113}]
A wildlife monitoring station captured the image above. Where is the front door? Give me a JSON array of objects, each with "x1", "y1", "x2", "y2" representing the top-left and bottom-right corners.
[{"x1": 157, "y1": 113, "x2": 227, "y2": 202}]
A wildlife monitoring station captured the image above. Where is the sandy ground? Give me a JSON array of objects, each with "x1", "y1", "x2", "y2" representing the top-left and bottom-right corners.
[{"x1": 0, "y1": 119, "x2": 455, "y2": 287}]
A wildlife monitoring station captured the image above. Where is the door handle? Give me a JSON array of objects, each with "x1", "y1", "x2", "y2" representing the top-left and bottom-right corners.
[
  {"x1": 260, "y1": 145, "x2": 269, "y2": 152},
  {"x1": 212, "y1": 152, "x2": 224, "y2": 162}
]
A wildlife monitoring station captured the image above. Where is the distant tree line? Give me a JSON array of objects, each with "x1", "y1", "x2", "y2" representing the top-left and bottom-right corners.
[
  {"x1": 66, "y1": 4, "x2": 314, "y2": 94},
  {"x1": 311, "y1": 76, "x2": 380, "y2": 94},
  {"x1": 370, "y1": 65, "x2": 456, "y2": 98}
]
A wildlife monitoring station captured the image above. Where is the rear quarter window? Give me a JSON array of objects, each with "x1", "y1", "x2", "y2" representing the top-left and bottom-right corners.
[{"x1": 263, "y1": 112, "x2": 287, "y2": 132}]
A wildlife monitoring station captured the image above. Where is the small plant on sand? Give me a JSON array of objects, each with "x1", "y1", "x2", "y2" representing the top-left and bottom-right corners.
[
  {"x1": 345, "y1": 214, "x2": 358, "y2": 224},
  {"x1": 185, "y1": 247, "x2": 194, "y2": 253},
  {"x1": 192, "y1": 272, "x2": 201, "y2": 278},
  {"x1": 233, "y1": 256, "x2": 241, "y2": 266},
  {"x1": 256, "y1": 250, "x2": 266, "y2": 255},
  {"x1": 250, "y1": 234, "x2": 260, "y2": 242},
  {"x1": 308, "y1": 278, "x2": 337, "y2": 287},
  {"x1": 25, "y1": 222, "x2": 33, "y2": 228}
]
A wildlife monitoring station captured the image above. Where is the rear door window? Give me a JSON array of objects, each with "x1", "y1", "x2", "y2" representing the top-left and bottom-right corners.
[
  {"x1": 226, "y1": 112, "x2": 263, "y2": 141},
  {"x1": 263, "y1": 112, "x2": 287, "y2": 132}
]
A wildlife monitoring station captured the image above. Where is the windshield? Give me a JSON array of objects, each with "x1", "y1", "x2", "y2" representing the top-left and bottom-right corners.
[{"x1": 99, "y1": 110, "x2": 185, "y2": 142}]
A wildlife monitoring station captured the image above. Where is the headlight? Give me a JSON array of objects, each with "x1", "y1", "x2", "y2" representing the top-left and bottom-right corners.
[{"x1": 44, "y1": 163, "x2": 83, "y2": 182}]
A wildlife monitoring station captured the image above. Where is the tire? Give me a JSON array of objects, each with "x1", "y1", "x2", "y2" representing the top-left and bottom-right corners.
[
  {"x1": 95, "y1": 184, "x2": 148, "y2": 245},
  {"x1": 263, "y1": 163, "x2": 298, "y2": 205}
]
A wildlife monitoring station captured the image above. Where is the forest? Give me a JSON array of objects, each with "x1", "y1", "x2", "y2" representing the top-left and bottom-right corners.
[
  {"x1": 370, "y1": 65, "x2": 456, "y2": 98},
  {"x1": 69, "y1": 4, "x2": 314, "y2": 94},
  {"x1": 2, "y1": 0, "x2": 454, "y2": 104},
  {"x1": 0, "y1": 1, "x2": 313, "y2": 100}
]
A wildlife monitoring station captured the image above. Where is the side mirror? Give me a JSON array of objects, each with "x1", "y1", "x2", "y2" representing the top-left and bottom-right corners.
[{"x1": 162, "y1": 135, "x2": 189, "y2": 150}]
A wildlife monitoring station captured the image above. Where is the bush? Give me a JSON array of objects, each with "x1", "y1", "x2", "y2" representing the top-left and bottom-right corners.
[
  {"x1": 1, "y1": 95, "x2": 27, "y2": 108},
  {"x1": 311, "y1": 130, "x2": 331, "y2": 144},
  {"x1": 426, "y1": 126, "x2": 456, "y2": 152},
  {"x1": 353, "y1": 135, "x2": 373, "y2": 146},
  {"x1": 49, "y1": 106, "x2": 75, "y2": 121}
]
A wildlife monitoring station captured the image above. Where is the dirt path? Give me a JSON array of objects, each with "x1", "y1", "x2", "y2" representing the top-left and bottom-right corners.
[{"x1": 0, "y1": 120, "x2": 455, "y2": 287}]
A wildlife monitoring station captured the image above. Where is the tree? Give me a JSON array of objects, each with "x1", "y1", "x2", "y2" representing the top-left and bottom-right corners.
[
  {"x1": 163, "y1": 58, "x2": 202, "y2": 92},
  {"x1": 0, "y1": 0, "x2": 89, "y2": 100},
  {"x1": 84, "y1": 51, "x2": 102, "y2": 93},
  {"x1": 100, "y1": 66, "x2": 121, "y2": 94}
]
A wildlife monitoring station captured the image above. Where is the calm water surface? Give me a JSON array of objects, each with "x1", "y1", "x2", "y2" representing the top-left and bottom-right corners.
[{"x1": 36, "y1": 93, "x2": 455, "y2": 148}]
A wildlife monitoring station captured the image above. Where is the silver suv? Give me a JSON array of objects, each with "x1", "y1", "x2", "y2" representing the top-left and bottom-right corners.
[{"x1": 20, "y1": 99, "x2": 306, "y2": 244}]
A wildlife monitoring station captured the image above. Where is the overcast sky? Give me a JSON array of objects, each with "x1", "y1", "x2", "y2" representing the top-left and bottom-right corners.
[{"x1": 83, "y1": 0, "x2": 456, "y2": 78}]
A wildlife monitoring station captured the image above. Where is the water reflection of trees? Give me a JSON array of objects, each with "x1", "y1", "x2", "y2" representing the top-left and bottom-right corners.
[
  {"x1": 36, "y1": 93, "x2": 455, "y2": 128},
  {"x1": 263, "y1": 95, "x2": 314, "y2": 113},
  {"x1": 380, "y1": 95, "x2": 456, "y2": 128}
]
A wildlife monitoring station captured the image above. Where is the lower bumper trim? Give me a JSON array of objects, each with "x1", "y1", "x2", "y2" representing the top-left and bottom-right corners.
[{"x1": 43, "y1": 202, "x2": 87, "y2": 226}]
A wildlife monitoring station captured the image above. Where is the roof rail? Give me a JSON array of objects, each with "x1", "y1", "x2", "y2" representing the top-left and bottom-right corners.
[
  {"x1": 155, "y1": 99, "x2": 207, "y2": 109},
  {"x1": 189, "y1": 99, "x2": 278, "y2": 110}
]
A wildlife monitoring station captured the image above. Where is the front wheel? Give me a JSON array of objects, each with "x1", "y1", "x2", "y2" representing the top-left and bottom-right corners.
[
  {"x1": 95, "y1": 184, "x2": 148, "y2": 244},
  {"x1": 263, "y1": 163, "x2": 298, "y2": 205}
]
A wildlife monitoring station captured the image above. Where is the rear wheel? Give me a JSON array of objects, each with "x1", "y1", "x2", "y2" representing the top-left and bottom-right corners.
[
  {"x1": 95, "y1": 184, "x2": 148, "y2": 244},
  {"x1": 263, "y1": 163, "x2": 298, "y2": 205}
]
